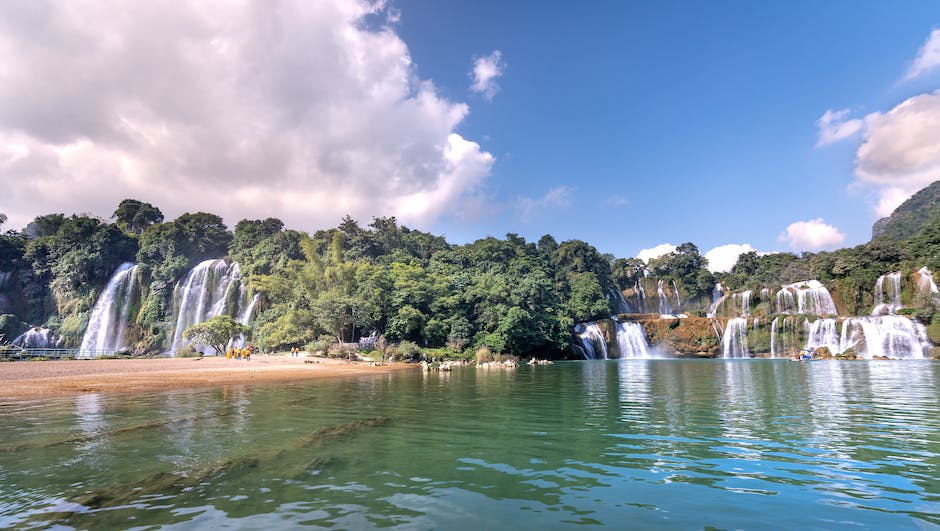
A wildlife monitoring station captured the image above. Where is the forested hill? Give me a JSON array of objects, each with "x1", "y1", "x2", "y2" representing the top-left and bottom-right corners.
[
  {"x1": 871, "y1": 181, "x2": 940, "y2": 242},
  {"x1": 0, "y1": 180, "x2": 938, "y2": 358}
]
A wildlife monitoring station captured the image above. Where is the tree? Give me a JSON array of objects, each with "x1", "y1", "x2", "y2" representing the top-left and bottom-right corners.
[
  {"x1": 113, "y1": 199, "x2": 164, "y2": 235},
  {"x1": 183, "y1": 315, "x2": 250, "y2": 355}
]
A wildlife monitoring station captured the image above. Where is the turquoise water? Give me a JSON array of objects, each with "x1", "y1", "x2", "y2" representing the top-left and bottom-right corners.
[{"x1": 1, "y1": 360, "x2": 938, "y2": 529}]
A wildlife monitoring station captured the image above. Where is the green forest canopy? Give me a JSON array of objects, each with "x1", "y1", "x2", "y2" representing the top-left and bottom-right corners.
[{"x1": 1, "y1": 181, "x2": 938, "y2": 356}]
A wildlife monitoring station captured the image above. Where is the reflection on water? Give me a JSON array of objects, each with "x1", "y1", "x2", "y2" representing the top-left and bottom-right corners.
[{"x1": 0, "y1": 360, "x2": 938, "y2": 530}]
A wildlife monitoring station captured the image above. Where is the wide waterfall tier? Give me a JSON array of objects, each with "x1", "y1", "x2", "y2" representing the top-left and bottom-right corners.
[
  {"x1": 79, "y1": 262, "x2": 139, "y2": 356},
  {"x1": 576, "y1": 322, "x2": 608, "y2": 359},
  {"x1": 12, "y1": 327, "x2": 61, "y2": 348},
  {"x1": 170, "y1": 259, "x2": 254, "y2": 355},
  {"x1": 616, "y1": 321, "x2": 651, "y2": 359},
  {"x1": 839, "y1": 316, "x2": 931, "y2": 359},
  {"x1": 871, "y1": 272, "x2": 903, "y2": 316},
  {"x1": 775, "y1": 280, "x2": 836, "y2": 316},
  {"x1": 721, "y1": 317, "x2": 749, "y2": 358}
]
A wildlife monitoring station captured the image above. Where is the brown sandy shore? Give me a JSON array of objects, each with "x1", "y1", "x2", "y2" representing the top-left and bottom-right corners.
[{"x1": 0, "y1": 356, "x2": 416, "y2": 399}]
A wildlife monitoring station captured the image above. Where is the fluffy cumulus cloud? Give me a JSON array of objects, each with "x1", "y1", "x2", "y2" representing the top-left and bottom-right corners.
[
  {"x1": 855, "y1": 90, "x2": 940, "y2": 216},
  {"x1": 815, "y1": 109, "x2": 863, "y2": 147},
  {"x1": 903, "y1": 28, "x2": 940, "y2": 82},
  {"x1": 779, "y1": 218, "x2": 845, "y2": 251},
  {"x1": 470, "y1": 50, "x2": 505, "y2": 101},
  {"x1": 636, "y1": 243, "x2": 676, "y2": 263},
  {"x1": 0, "y1": 0, "x2": 493, "y2": 231},
  {"x1": 704, "y1": 244, "x2": 757, "y2": 273},
  {"x1": 518, "y1": 186, "x2": 572, "y2": 222}
]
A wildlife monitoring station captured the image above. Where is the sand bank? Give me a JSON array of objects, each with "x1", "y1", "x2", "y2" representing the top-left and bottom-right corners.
[{"x1": 0, "y1": 356, "x2": 414, "y2": 398}]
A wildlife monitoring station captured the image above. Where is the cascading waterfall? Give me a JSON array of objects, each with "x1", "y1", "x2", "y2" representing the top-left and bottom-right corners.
[
  {"x1": 657, "y1": 279, "x2": 673, "y2": 315},
  {"x1": 615, "y1": 321, "x2": 650, "y2": 359},
  {"x1": 633, "y1": 281, "x2": 647, "y2": 314},
  {"x1": 839, "y1": 316, "x2": 930, "y2": 359},
  {"x1": 872, "y1": 272, "x2": 903, "y2": 315},
  {"x1": 577, "y1": 322, "x2": 608, "y2": 360},
  {"x1": 740, "y1": 290, "x2": 752, "y2": 317},
  {"x1": 805, "y1": 318, "x2": 840, "y2": 354},
  {"x1": 916, "y1": 267, "x2": 938, "y2": 294},
  {"x1": 0, "y1": 271, "x2": 10, "y2": 291},
  {"x1": 775, "y1": 281, "x2": 836, "y2": 315},
  {"x1": 712, "y1": 282, "x2": 724, "y2": 302},
  {"x1": 79, "y1": 263, "x2": 139, "y2": 356},
  {"x1": 170, "y1": 259, "x2": 249, "y2": 355},
  {"x1": 608, "y1": 288, "x2": 631, "y2": 314},
  {"x1": 12, "y1": 327, "x2": 60, "y2": 348},
  {"x1": 721, "y1": 317, "x2": 749, "y2": 358},
  {"x1": 671, "y1": 280, "x2": 681, "y2": 312},
  {"x1": 229, "y1": 293, "x2": 261, "y2": 349},
  {"x1": 770, "y1": 317, "x2": 779, "y2": 358}
]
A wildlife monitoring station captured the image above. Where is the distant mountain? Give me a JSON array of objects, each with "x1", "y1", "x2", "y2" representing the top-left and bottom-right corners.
[{"x1": 871, "y1": 180, "x2": 940, "y2": 242}]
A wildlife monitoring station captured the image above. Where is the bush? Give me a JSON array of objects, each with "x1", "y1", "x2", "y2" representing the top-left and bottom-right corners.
[
  {"x1": 475, "y1": 346, "x2": 493, "y2": 364},
  {"x1": 390, "y1": 340, "x2": 422, "y2": 361}
]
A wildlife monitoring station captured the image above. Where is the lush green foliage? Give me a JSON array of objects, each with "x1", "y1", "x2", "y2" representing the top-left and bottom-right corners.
[{"x1": 2, "y1": 182, "x2": 938, "y2": 357}]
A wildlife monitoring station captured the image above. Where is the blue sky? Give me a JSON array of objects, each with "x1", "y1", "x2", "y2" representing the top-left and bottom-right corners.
[
  {"x1": 2, "y1": 1, "x2": 940, "y2": 271},
  {"x1": 395, "y1": 0, "x2": 940, "y2": 265}
]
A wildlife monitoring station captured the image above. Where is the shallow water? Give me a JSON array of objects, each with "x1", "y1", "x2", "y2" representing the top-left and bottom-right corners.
[{"x1": 1, "y1": 360, "x2": 938, "y2": 529}]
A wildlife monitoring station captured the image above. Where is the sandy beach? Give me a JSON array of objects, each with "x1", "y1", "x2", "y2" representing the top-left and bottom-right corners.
[{"x1": 0, "y1": 356, "x2": 415, "y2": 399}]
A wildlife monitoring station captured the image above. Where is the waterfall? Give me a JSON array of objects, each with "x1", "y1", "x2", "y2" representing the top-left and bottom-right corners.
[
  {"x1": 712, "y1": 282, "x2": 724, "y2": 302},
  {"x1": 916, "y1": 267, "x2": 938, "y2": 294},
  {"x1": 633, "y1": 281, "x2": 647, "y2": 314},
  {"x1": 12, "y1": 327, "x2": 60, "y2": 348},
  {"x1": 740, "y1": 290, "x2": 752, "y2": 317},
  {"x1": 657, "y1": 279, "x2": 673, "y2": 314},
  {"x1": 721, "y1": 317, "x2": 749, "y2": 358},
  {"x1": 872, "y1": 272, "x2": 903, "y2": 315},
  {"x1": 170, "y1": 259, "x2": 249, "y2": 355},
  {"x1": 0, "y1": 271, "x2": 10, "y2": 291},
  {"x1": 79, "y1": 263, "x2": 139, "y2": 356},
  {"x1": 707, "y1": 294, "x2": 727, "y2": 318},
  {"x1": 577, "y1": 322, "x2": 608, "y2": 360},
  {"x1": 608, "y1": 288, "x2": 631, "y2": 314},
  {"x1": 615, "y1": 321, "x2": 650, "y2": 359},
  {"x1": 229, "y1": 293, "x2": 261, "y2": 349},
  {"x1": 770, "y1": 317, "x2": 779, "y2": 358},
  {"x1": 671, "y1": 280, "x2": 681, "y2": 312},
  {"x1": 839, "y1": 315, "x2": 931, "y2": 359},
  {"x1": 775, "y1": 281, "x2": 836, "y2": 315},
  {"x1": 805, "y1": 318, "x2": 840, "y2": 355}
]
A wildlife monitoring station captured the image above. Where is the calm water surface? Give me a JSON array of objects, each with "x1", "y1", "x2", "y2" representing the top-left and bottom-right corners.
[{"x1": 0, "y1": 360, "x2": 938, "y2": 530}]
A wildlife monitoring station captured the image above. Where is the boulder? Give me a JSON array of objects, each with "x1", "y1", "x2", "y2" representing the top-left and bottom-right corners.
[{"x1": 812, "y1": 346, "x2": 833, "y2": 360}]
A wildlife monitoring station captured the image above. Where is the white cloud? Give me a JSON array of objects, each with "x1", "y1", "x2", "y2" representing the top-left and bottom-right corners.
[
  {"x1": 0, "y1": 0, "x2": 493, "y2": 232},
  {"x1": 704, "y1": 244, "x2": 757, "y2": 273},
  {"x1": 470, "y1": 50, "x2": 505, "y2": 101},
  {"x1": 852, "y1": 90, "x2": 940, "y2": 216},
  {"x1": 637, "y1": 243, "x2": 676, "y2": 263},
  {"x1": 518, "y1": 186, "x2": 572, "y2": 222},
  {"x1": 903, "y1": 28, "x2": 940, "y2": 82},
  {"x1": 779, "y1": 218, "x2": 845, "y2": 250},
  {"x1": 815, "y1": 108, "x2": 863, "y2": 147}
]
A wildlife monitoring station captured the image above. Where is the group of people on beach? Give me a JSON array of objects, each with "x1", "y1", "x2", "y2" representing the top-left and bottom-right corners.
[
  {"x1": 290, "y1": 347, "x2": 303, "y2": 357},
  {"x1": 226, "y1": 345, "x2": 254, "y2": 360}
]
